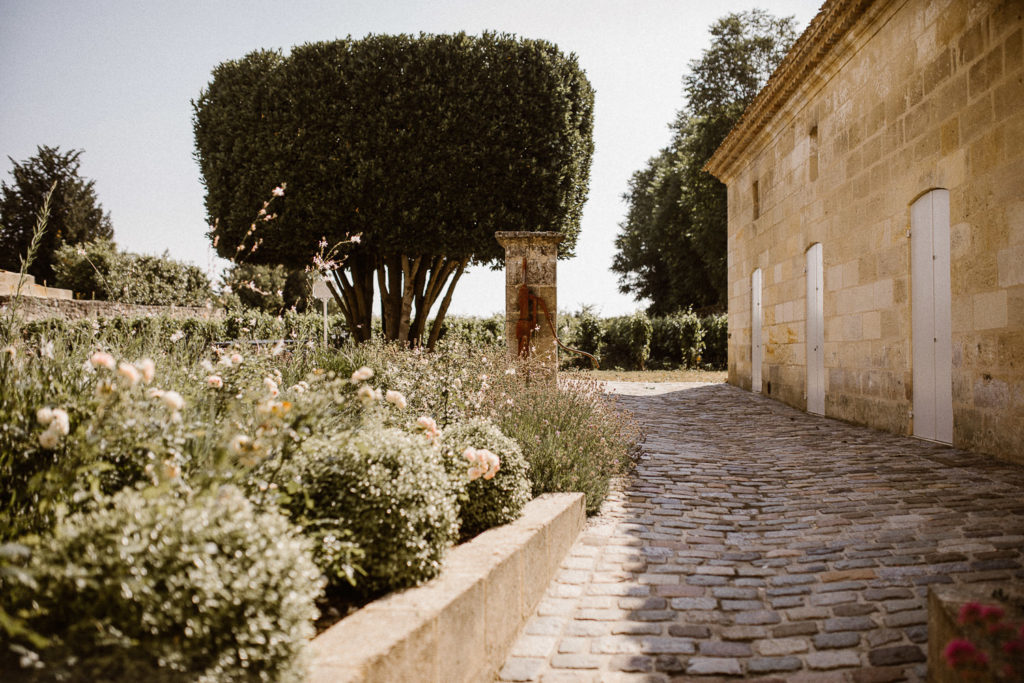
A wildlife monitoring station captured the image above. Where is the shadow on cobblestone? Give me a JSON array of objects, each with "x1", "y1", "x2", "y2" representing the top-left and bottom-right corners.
[{"x1": 499, "y1": 382, "x2": 1024, "y2": 682}]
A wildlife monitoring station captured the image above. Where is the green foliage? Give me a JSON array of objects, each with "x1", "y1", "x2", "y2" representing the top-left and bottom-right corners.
[
  {"x1": 278, "y1": 427, "x2": 458, "y2": 597},
  {"x1": 5, "y1": 486, "x2": 321, "y2": 682},
  {"x1": 494, "y1": 381, "x2": 639, "y2": 516},
  {"x1": 222, "y1": 262, "x2": 313, "y2": 314},
  {"x1": 435, "y1": 313, "x2": 505, "y2": 348},
  {"x1": 613, "y1": 11, "x2": 797, "y2": 313},
  {"x1": 0, "y1": 146, "x2": 113, "y2": 284},
  {"x1": 627, "y1": 311, "x2": 653, "y2": 370},
  {"x1": 441, "y1": 418, "x2": 532, "y2": 539},
  {"x1": 52, "y1": 239, "x2": 214, "y2": 306},
  {"x1": 193, "y1": 32, "x2": 594, "y2": 345},
  {"x1": 562, "y1": 310, "x2": 727, "y2": 371}
]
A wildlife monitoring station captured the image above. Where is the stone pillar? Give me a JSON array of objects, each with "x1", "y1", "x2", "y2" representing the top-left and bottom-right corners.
[{"x1": 495, "y1": 231, "x2": 562, "y2": 379}]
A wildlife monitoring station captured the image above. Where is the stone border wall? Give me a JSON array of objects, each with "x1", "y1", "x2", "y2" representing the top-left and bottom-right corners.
[
  {"x1": 308, "y1": 493, "x2": 586, "y2": 683},
  {"x1": 0, "y1": 295, "x2": 223, "y2": 322}
]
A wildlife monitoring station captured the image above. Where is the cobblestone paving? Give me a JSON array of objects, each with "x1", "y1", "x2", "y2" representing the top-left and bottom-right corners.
[{"x1": 498, "y1": 382, "x2": 1024, "y2": 682}]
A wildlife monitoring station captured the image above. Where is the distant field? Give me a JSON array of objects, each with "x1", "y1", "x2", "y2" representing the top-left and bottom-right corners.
[{"x1": 562, "y1": 368, "x2": 727, "y2": 383}]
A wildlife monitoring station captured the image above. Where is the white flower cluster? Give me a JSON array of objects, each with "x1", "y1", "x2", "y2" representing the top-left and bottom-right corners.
[
  {"x1": 462, "y1": 447, "x2": 501, "y2": 481},
  {"x1": 36, "y1": 406, "x2": 70, "y2": 449},
  {"x1": 416, "y1": 415, "x2": 441, "y2": 441}
]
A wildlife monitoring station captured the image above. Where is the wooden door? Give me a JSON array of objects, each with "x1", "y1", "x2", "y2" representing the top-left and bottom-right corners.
[
  {"x1": 751, "y1": 269, "x2": 762, "y2": 393},
  {"x1": 912, "y1": 189, "x2": 953, "y2": 443},
  {"x1": 806, "y1": 243, "x2": 825, "y2": 415}
]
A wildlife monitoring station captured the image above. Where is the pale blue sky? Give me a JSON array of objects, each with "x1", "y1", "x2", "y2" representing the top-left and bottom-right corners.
[{"x1": 0, "y1": 0, "x2": 822, "y2": 316}]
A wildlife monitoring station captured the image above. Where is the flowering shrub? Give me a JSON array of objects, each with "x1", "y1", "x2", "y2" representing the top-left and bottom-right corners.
[
  {"x1": 493, "y1": 379, "x2": 641, "y2": 515},
  {"x1": 273, "y1": 426, "x2": 458, "y2": 597},
  {"x1": 944, "y1": 600, "x2": 1024, "y2": 680},
  {"x1": 3, "y1": 485, "x2": 321, "y2": 682},
  {"x1": 442, "y1": 418, "x2": 532, "y2": 539}
]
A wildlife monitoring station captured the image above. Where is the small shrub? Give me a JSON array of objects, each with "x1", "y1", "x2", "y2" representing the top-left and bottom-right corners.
[
  {"x1": 278, "y1": 426, "x2": 458, "y2": 596},
  {"x1": 701, "y1": 313, "x2": 728, "y2": 369},
  {"x1": 6, "y1": 485, "x2": 321, "y2": 682},
  {"x1": 494, "y1": 379, "x2": 640, "y2": 515},
  {"x1": 441, "y1": 418, "x2": 532, "y2": 538}
]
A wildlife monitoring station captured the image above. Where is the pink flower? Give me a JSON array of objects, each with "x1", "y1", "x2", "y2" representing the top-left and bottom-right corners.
[
  {"x1": 350, "y1": 234, "x2": 361, "y2": 244},
  {"x1": 89, "y1": 351, "x2": 115, "y2": 370},
  {"x1": 385, "y1": 390, "x2": 407, "y2": 410},
  {"x1": 272, "y1": 185, "x2": 285, "y2": 197},
  {"x1": 944, "y1": 638, "x2": 990, "y2": 670},
  {"x1": 207, "y1": 375, "x2": 223, "y2": 388},
  {"x1": 959, "y1": 602, "x2": 984, "y2": 625},
  {"x1": 136, "y1": 358, "x2": 155, "y2": 383},
  {"x1": 416, "y1": 416, "x2": 440, "y2": 440},
  {"x1": 351, "y1": 366, "x2": 374, "y2": 383}
]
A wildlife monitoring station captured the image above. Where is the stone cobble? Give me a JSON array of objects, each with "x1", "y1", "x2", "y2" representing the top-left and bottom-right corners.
[{"x1": 498, "y1": 383, "x2": 1024, "y2": 682}]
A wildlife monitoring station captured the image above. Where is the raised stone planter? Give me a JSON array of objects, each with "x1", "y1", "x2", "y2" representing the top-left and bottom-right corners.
[
  {"x1": 308, "y1": 492, "x2": 585, "y2": 683},
  {"x1": 928, "y1": 583, "x2": 1024, "y2": 682}
]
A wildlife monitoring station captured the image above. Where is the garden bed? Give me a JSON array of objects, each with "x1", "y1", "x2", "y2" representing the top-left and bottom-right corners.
[{"x1": 308, "y1": 493, "x2": 585, "y2": 683}]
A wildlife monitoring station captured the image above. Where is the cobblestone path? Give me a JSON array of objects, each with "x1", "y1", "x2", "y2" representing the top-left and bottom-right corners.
[{"x1": 498, "y1": 382, "x2": 1024, "y2": 682}]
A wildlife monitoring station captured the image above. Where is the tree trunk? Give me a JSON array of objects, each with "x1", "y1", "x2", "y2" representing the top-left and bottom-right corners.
[
  {"x1": 426, "y1": 258, "x2": 468, "y2": 349},
  {"x1": 325, "y1": 254, "x2": 374, "y2": 342}
]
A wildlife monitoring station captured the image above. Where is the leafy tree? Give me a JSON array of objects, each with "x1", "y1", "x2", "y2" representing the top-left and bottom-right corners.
[
  {"x1": 613, "y1": 10, "x2": 797, "y2": 313},
  {"x1": 194, "y1": 33, "x2": 594, "y2": 347},
  {"x1": 0, "y1": 146, "x2": 113, "y2": 283}
]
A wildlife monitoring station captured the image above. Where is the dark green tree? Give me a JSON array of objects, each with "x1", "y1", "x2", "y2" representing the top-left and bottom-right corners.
[
  {"x1": 0, "y1": 146, "x2": 113, "y2": 283},
  {"x1": 194, "y1": 32, "x2": 594, "y2": 346},
  {"x1": 613, "y1": 10, "x2": 797, "y2": 313}
]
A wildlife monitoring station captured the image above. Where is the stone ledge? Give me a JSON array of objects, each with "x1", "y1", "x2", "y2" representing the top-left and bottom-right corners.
[{"x1": 308, "y1": 492, "x2": 586, "y2": 683}]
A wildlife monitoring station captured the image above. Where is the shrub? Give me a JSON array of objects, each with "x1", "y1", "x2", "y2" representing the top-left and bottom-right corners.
[
  {"x1": 6, "y1": 485, "x2": 321, "y2": 682},
  {"x1": 493, "y1": 379, "x2": 640, "y2": 515},
  {"x1": 627, "y1": 311, "x2": 653, "y2": 370},
  {"x1": 701, "y1": 312, "x2": 728, "y2": 369},
  {"x1": 277, "y1": 426, "x2": 458, "y2": 596},
  {"x1": 52, "y1": 239, "x2": 214, "y2": 306},
  {"x1": 441, "y1": 418, "x2": 532, "y2": 538}
]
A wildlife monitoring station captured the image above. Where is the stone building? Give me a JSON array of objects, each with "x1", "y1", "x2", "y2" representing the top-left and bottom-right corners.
[{"x1": 705, "y1": 0, "x2": 1023, "y2": 463}]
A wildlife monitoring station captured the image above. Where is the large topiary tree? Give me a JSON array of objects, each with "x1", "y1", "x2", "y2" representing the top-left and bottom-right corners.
[
  {"x1": 0, "y1": 146, "x2": 114, "y2": 283},
  {"x1": 194, "y1": 32, "x2": 594, "y2": 346}
]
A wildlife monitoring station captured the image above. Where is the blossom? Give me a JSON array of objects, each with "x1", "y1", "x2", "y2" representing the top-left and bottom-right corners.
[
  {"x1": 36, "y1": 407, "x2": 54, "y2": 426},
  {"x1": 357, "y1": 384, "x2": 381, "y2": 406},
  {"x1": 416, "y1": 415, "x2": 440, "y2": 440},
  {"x1": 289, "y1": 380, "x2": 310, "y2": 394},
  {"x1": 350, "y1": 234, "x2": 361, "y2": 244},
  {"x1": 272, "y1": 185, "x2": 285, "y2": 197},
  {"x1": 136, "y1": 358, "x2": 155, "y2": 383},
  {"x1": 385, "y1": 390, "x2": 407, "y2": 410},
  {"x1": 162, "y1": 460, "x2": 181, "y2": 480},
  {"x1": 90, "y1": 351, "x2": 115, "y2": 370},
  {"x1": 943, "y1": 638, "x2": 988, "y2": 669},
  {"x1": 169, "y1": 330, "x2": 185, "y2": 343},
  {"x1": 959, "y1": 602, "x2": 985, "y2": 625},
  {"x1": 207, "y1": 375, "x2": 223, "y2": 388},
  {"x1": 230, "y1": 352, "x2": 243, "y2": 365},
  {"x1": 117, "y1": 362, "x2": 141, "y2": 386},
  {"x1": 147, "y1": 388, "x2": 164, "y2": 399},
  {"x1": 49, "y1": 408, "x2": 70, "y2": 436},
  {"x1": 160, "y1": 390, "x2": 185, "y2": 412},
  {"x1": 200, "y1": 359, "x2": 215, "y2": 373},
  {"x1": 351, "y1": 366, "x2": 374, "y2": 383},
  {"x1": 38, "y1": 429, "x2": 60, "y2": 449},
  {"x1": 229, "y1": 434, "x2": 253, "y2": 454},
  {"x1": 264, "y1": 377, "x2": 280, "y2": 397},
  {"x1": 462, "y1": 447, "x2": 501, "y2": 480}
]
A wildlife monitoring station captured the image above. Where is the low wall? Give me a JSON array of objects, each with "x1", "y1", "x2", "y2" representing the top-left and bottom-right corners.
[
  {"x1": 308, "y1": 492, "x2": 586, "y2": 683},
  {"x1": 0, "y1": 295, "x2": 222, "y2": 322}
]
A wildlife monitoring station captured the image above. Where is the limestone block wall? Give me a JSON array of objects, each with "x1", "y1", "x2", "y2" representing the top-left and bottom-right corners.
[{"x1": 719, "y1": 0, "x2": 1024, "y2": 462}]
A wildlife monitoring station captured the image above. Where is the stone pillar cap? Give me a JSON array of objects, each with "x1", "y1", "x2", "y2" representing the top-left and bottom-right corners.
[{"x1": 495, "y1": 231, "x2": 564, "y2": 247}]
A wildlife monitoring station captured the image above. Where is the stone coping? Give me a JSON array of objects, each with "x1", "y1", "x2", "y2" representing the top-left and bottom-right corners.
[{"x1": 308, "y1": 492, "x2": 585, "y2": 683}]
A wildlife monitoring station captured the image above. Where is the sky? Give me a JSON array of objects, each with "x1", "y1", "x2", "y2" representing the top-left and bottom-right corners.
[{"x1": 0, "y1": 0, "x2": 823, "y2": 317}]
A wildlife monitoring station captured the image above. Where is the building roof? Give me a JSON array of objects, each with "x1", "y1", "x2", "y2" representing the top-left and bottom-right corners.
[{"x1": 704, "y1": 0, "x2": 876, "y2": 181}]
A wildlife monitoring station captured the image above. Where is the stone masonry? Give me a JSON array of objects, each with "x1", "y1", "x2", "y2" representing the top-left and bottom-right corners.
[
  {"x1": 499, "y1": 382, "x2": 1024, "y2": 682},
  {"x1": 706, "y1": 0, "x2": 1024, "y2": 462}
]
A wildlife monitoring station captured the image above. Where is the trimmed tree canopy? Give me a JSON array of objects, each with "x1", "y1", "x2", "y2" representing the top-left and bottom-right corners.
[{"x1": 193, "y1": 32, "x2": 594, "y2": 344}]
